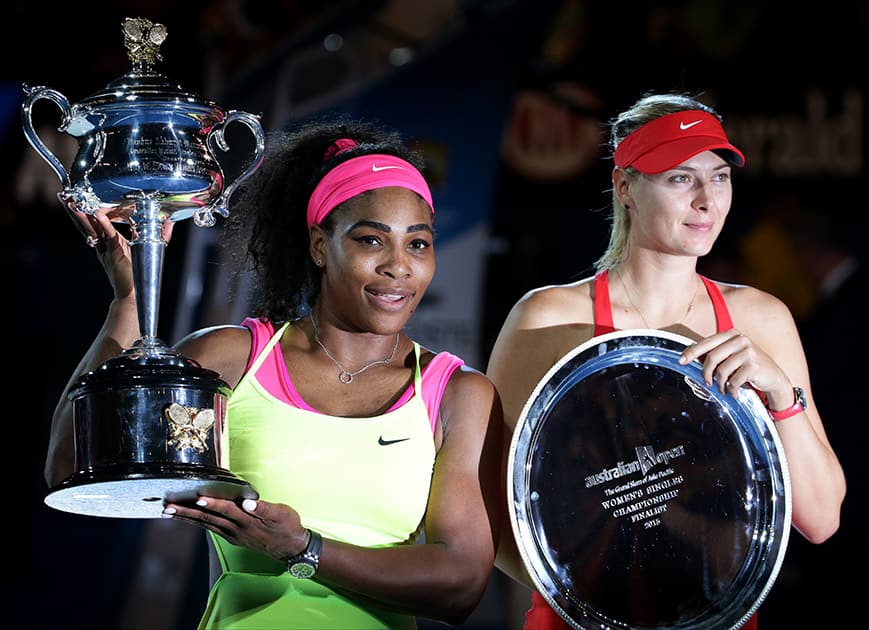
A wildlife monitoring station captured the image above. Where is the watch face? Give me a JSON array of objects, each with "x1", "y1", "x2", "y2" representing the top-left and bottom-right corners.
[
  {"x1": 795, "y1": 387, "x2": 807, "y2": 409},
  {"x1": 289, "y1": 562, "x2": 316, "y2": 579}
]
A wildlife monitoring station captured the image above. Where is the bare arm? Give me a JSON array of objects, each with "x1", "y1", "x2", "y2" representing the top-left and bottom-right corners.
[
  {"x1": 174, "y1": 324, "x2": 252, "y2": 390},
  {"x1": 486, "y1": 284, "x2": 595, "y2": 587},
  {"x1": 46, "y1": 217, "x2": 142, "y2": 487},
  {"x1": 680, "y1": 286, "x2": 846, "y2": 543}
]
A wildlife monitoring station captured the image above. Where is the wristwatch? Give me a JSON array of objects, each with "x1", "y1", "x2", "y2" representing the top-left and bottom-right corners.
[
  {"x1": 286, "y1": 529, "x2": 322, "y2": 579},
  {"x1": 767, "y1": 387, "x2": 807, "y2": 421}
]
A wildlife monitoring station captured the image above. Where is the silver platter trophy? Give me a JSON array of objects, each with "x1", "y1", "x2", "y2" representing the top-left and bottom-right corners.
[
  {"x1": 22, "y1": 17, "x2": 265, "y2": 518},
  {"x1": 509, "y1": 329, "x2": 791, "y2": 629}
]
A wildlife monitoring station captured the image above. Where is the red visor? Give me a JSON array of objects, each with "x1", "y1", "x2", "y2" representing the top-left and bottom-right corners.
[{"x1": 614, "y1": 110, "x2": 745, "y2": 174}]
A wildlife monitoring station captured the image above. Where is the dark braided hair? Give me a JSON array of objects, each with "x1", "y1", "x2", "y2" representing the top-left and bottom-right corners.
[{"x1": 220, "y1": 115, "x2": 428, "y2": 325}]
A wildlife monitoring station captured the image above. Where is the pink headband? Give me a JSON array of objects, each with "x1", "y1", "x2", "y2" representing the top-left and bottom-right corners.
[
  {"x1": 614, "y1": 110, "x2": 745, "y2": 174},
  {"x1": 306, "y1": 153, "x2": 434, "y2": 227}
]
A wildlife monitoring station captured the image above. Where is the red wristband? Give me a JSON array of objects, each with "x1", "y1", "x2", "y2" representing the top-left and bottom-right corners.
[{"x1": 767, "y1": 387, "x2": 807, "y2": 421}]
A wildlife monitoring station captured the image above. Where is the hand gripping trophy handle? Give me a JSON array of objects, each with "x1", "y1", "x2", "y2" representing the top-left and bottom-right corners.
[{"x1": 20, "y1": 86, "x2": 103, "y2": 243}]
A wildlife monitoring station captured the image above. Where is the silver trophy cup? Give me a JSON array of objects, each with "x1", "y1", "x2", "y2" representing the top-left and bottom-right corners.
[{"x1": 22, "y1": 18, "x2": 264, "y2": 518}]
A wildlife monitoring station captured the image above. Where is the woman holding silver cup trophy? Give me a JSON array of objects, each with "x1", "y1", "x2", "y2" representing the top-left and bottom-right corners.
[
  {"x1": 487, "y1": 92, "x2": 846, "y2": 629},
  {"x1": 34, "y1": 17, "x2": 504, "y2": 630},
  {"x1": 47, "y1": 114, "x2": 505, "y2": 628}
]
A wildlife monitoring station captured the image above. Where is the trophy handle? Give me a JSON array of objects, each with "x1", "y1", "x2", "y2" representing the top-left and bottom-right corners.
[
  {"x1": 198, "y1": 110, "x2": 266, "y2": 227},
  {"x1": 21, "y1": 84, "x2": 106, "y2": 238},
  {"x1": 20, "y1": 85, "x2": 72, "y2": 190}
]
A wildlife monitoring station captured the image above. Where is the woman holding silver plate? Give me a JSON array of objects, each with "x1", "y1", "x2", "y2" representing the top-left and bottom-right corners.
[
  {"x1": 487, "y1": 91, "x2": 846, "y2": 629},
  {"x1": 46, "y1": 117, "x2": 504, "y2": 629}
]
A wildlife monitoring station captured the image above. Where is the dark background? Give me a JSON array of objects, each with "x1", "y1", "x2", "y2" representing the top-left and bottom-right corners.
[{"x1": 1, "y1": 1, "x2": 866, "y2": 628}]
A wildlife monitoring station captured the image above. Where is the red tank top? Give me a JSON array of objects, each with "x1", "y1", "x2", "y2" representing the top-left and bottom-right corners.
[
  {"x1": 592, "y1": 269, "x2": 734, "y2": 336},
  {"x1": 525, "y1": 270, "x2": 757, "y2": 630}
]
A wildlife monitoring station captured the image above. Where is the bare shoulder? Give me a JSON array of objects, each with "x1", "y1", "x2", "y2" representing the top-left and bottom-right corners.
[
  {"x1": 488, "y1": 277, "x2": 597, "y2": 412},
  {"x1": 713, "y1": 280, "x2": 793, "y2": 320},
  {"x1": 712, "y1": 280, "x2": 798, "y2": 339},
  {"x1": 438, "y1": 363, "x2": 501, "y2": 440},
  {"x1": 446, "y1": 363, "x2": 496, "y2": 395},
  {"x1": 175, "y1": 324, "x2": 250, "y2": 351},
  {"x1": 175, "y1": 324, "x2": 252, "y2": 388},
  {"x1": 417, "y1": 349, "x2": 495, "y2": 400},
  {"x1": 508, "y1": 277, "x2": 595, "y2": 329}
]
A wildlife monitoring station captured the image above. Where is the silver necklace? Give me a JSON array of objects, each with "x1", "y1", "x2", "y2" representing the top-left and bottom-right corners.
[
  {"x1": 310, "y1": 313, "x2": 400, "y2": 384},
  {"x1": 617, "y1": 268, "x2": 698, "y2": 329}
]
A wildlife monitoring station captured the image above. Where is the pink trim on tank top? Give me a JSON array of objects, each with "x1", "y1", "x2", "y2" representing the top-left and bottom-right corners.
[{"x1": 240, "y1": 317, "x2": 462, "y2": 433}]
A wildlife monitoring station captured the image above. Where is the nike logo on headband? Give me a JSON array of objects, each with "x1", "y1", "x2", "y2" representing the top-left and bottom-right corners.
[
  {"x1": 371, "y1": 164, "x2": 402, "y2": 172},
  {"x1": 680, "y1": 120, "x2": 702, "y2": 130}
]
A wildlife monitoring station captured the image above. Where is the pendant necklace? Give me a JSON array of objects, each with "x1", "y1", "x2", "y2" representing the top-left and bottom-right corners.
[
  {"x1": 617, "y1": 268, "x2": 699, "y2": 329},
  {"x1": 310, "y1": 313, "x2": 400, "y2": 384}
]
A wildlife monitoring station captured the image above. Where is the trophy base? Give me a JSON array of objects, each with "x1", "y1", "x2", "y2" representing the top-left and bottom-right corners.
[{"x1": 45, "y1": 465, "x2": 259, "y2": 519}]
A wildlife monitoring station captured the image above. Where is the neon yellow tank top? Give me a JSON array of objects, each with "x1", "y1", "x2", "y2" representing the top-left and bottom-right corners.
[{"x1": 199, "y1": 322, "x2": 436, "y2": 629}]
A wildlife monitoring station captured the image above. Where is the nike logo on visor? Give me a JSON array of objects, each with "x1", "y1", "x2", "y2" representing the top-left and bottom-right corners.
[
  {"x1": 371, "y1": 164, "x2": 402, "y2": 172},
  {"x1": 680, "y1": 120, "x2": 702, "y2": 130},
  {"x1": 378, "y1": 436, "x2": 410, "y2": 446}
]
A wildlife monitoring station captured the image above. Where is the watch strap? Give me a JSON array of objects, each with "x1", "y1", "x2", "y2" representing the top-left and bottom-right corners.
[
  {"x1": 767, "y1": 386, "x2": 807, "y2": 421},
  {"x1": 286, "y1": 529, "x2": 322, "y2": 579}
]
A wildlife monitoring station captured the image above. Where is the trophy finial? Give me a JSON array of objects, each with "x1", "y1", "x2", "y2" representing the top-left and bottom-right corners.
[{"x1": 122, "y1": 17, "x2": 168, "y2": 67}]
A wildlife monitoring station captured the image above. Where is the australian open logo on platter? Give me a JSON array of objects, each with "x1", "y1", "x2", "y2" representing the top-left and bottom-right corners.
[{"x1": 585, "y1": 444, "x2": 686, "y2": 488}]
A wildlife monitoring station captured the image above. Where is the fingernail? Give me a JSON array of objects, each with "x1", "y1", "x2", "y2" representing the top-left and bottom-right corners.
[
  {"x1": 242, "y1": 499, "x2": 257, "y2": 512},
  {"x1": 196, "y1": 498, "x2": 208, "y2": 507},
  {"x1": 162, "y1": 507, "x2": 176, "y2": 517}
]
